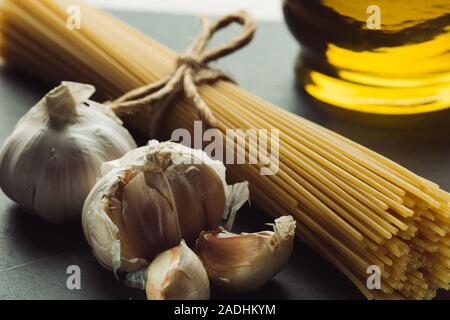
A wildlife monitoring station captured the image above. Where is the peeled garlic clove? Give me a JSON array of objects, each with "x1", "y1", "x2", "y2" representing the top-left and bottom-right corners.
[
  {"x1": 143, "y1": 241, "x2": 210, "y2": 300},
  {"x1": 196, "y1": 215, "x2": 296, "y2": 293},
  {"x1": 82, "y1": 140, "x2": 249, "y2": 272},
  {"x1": 0, "y1": 82, "x2": 136, "y2": 223}
]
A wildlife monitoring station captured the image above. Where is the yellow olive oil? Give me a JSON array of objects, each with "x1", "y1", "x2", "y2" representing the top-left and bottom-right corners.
[{"x1": 283, "y1": 0, "x2": 450, "y2": 114}]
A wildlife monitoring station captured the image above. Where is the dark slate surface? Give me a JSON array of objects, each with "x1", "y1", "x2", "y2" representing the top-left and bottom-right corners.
[{"x1": 0, "y1": 11, "x2": 449, "y2": 300}]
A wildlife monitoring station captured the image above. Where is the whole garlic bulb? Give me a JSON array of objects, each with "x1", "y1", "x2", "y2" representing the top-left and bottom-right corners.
[
  {"x1": 196, "y1": 215, "x2": 296, "y2": 293},
  {"x1": 82, "y1": 140, "x2": 249, "y2": 272},
  {"x1": 0, "y1": 82, "x2": 137, "y2": 223}
]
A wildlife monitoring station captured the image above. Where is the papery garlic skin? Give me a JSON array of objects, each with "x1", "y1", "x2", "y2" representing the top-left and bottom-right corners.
[
  {"x1": 196, "y1": 215, "x2": 296, "y2": 293},
  {"x1": 144, "y1": 241, "x2": 210, "y2": 300},
  {"x1": 82, "y1": 140, "x2": 249, "y2": 272},
  {"x1": 0, "y1": 82, "x2": 137, "y2": 223}
]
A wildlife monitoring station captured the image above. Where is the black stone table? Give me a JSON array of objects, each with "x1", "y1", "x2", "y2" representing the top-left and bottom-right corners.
[{"x1": 0, "y1": 11, "x2": 449, "y2": 300}]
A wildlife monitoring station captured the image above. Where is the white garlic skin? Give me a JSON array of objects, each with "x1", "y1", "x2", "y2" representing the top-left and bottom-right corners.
[
  {"x1": 0, "y1": 82, "x2": 137, "y2": 223},
  {"x1": 82, "y1": 140, "x2": 249, "y2": 273}
]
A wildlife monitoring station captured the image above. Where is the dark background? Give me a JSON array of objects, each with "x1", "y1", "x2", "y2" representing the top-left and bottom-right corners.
[{"x1": 0, "y1": 11, "x2": 449, "y2": 300}]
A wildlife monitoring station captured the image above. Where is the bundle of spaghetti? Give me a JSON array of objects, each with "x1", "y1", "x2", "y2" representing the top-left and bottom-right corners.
[{"x1": 0, "y1": 0, "x2": 449, "y2": 299}]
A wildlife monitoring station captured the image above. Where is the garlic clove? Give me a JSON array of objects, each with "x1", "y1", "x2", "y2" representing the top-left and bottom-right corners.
[
  {"x1": 196, "y1": 215, "x2": 296, "y2": 293},
  {"x1": 144, "y1": 240, "x2": 210, "y2": 300},
  {"x1": 0, "y1": 82, "x2": 137, "y2": 223},
  {"x1": 82, "y1": 140, "x2": 249, "y2": 272},
  {"x1": 159, "y1": 160, "x2": 227, "y2": 243},
  {"x1": 120, "y1": 171, "x2": 182, "y2": 259}
]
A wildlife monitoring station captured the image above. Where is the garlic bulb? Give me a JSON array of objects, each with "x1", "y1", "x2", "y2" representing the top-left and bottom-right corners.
[
  {"x1": 82, "y1": 140, "x2": 249, "y2": 272},
  {"x1": 127, "y1": 241, "x2": 210, "y2": 300},
  {"x1": 196, "y1": 215, "x2": 296, "y2": 293},
  {"x1": 0, "y1": 82, "x2": 137, "y2": 223}
]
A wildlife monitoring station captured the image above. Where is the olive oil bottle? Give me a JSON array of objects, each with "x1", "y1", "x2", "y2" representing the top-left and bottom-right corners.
[{"x1": 283, "y1": 0, "x2": 450, "y2": 114}]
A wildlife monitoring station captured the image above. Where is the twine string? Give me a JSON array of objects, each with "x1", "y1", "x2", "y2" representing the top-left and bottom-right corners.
[{"x1": 108, "y1": 11, "x2": 256, "y2": 136}]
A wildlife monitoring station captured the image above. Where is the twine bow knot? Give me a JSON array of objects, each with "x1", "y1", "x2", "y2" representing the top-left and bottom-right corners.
[{"x1": 108, "y1": 11, "x2": 256, "y2": 137}]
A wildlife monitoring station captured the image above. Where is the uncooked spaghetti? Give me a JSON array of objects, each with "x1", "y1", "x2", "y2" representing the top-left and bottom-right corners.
[{"x1": 0, "y1": 0, "x2": 449, "y2": 299}]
